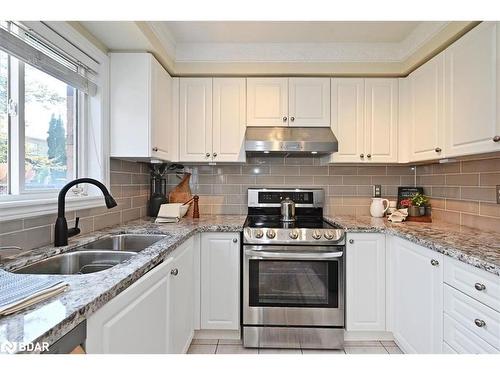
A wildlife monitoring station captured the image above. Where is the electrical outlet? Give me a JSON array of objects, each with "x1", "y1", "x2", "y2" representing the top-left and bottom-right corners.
[
  {"x1": 497, "y1": 185, "x2": 500, "y2": 204},
  {"x1": 373, "y1": 185, "x2": 382, "y2": 198}
]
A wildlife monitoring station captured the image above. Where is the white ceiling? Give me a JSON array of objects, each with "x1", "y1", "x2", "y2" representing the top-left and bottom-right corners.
[
  {"x1": 164, "y1": 21, "x2": 421, "y2": 44},
  {"x1": 78, "y1": 20, "x2": 454, "y2": 69}
]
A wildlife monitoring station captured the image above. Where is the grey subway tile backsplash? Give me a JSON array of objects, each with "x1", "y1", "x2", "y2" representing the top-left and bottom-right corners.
[
  {"x1": 0, "y1": 157, "x2": 150, "y2": 254},
  {"x1": 2, "y1": 153, "x2": 499, "y2": 255}
]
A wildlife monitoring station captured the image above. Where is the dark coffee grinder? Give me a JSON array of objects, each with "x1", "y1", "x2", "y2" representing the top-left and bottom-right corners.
[{"x1": 148, "y1": 164, "x2": 168, "y2": 217}]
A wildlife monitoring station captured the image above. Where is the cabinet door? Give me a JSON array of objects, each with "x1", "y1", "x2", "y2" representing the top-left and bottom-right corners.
[
  {"x1": 247, "y1": 77, "x2": 288, "y2": 126},
  {"x1": 213, "y1": 78, "x2": 246, "y2": 162},
  {"x1": 364, "y1": 78, "x2": 399, "y2": 162},
  {"x1": 179, "y1": 78, "x2": 213, "y2": 161},
  {"x1": 444, "y1": 22, "x2": 500, "y2": 157},
  {"x1": 151, "y1": 58, "x2": 177, "y2": 161},
  {"x1": 86, "y1": 259, "x2": 172, "y2": 354},
  {"x1": 110, "y1": 53, "x2": 151, "y2": 158},
  {"x1": 346, "y1": 233, "x2": 386, "y2": 331},
  {"x1": 329, "y1": 78, "x2": 365, "y2": 163},
  {"x1": 390, "y1": 237, "x2": 443, "y2": 354},
  {"x1": 201, "y1": 233, "x2": 240, "y2": 330},
  {"x1": 289, "y1": 77, "x2": 330, "y2": 127},
  {"x1": 168, "y1": 238, "x2": 194, "y2": 353},
  {"x1": 409, "y1": 53, "x2": 445, "y2": 161}
]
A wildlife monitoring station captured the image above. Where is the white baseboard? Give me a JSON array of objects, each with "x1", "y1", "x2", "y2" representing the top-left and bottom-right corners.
[
  {"x1": 344, "y1": 330, "x2": 394, "y2": 341},
  {"x1": 193, "y1": 329, "x2": 241, "y2": 340}
]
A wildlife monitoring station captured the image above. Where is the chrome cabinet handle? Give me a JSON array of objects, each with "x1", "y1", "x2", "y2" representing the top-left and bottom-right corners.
[
  {"x1": 360, "y1": 154, "x2": 365, "y2": 159},
  {"x1": 213, "y1": 152, "x2": 217, "y2": 158},
  {"x1": 435, "y1": 147, "x2": 442, "y2": 153},
  {"x1": 170, "y1": 268, "x2": 179, "y2": 276},
  {"x1": 430, "y1": 259, "x2": 439, "y2": 266},
  {"x1": 283, "y1": 116, "x2": 288, "y2": 122},
  {"x1": 474, "y1": 283, "x2": 486, "y2": 291},
  {"x1": 290, "y1": 116, "x2": 295, "y2": 122},
  {"x1": 493, "y1": 136, "x2": 500, "y2": 142},
  {"x1": 205, "y1": 152, "x2": 211, "y2": 158},
  {"x1": 349, "y1": 239, "x2": 354, "y2": 244},
  {"x1": 152, "y1": 147, "x2": 158, "y2": 152},
  {"x1": 474, "y1": 319, "x2": 486, "y2": 327},
  {"x1": 233, "y1": 238, "x2": 238, "y2": 243}
]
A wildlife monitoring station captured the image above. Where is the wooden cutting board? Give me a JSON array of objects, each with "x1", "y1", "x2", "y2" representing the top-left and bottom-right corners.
[{"x1": 168, "y1": 173, "x2": 193, "y2": 216}]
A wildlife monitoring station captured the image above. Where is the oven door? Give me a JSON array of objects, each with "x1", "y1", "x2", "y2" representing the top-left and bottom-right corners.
[{"x1": 243, "y1": 245, "x2": 344, "y2": 327}]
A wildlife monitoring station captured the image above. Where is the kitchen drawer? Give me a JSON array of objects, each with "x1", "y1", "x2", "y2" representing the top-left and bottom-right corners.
[
  {"x1": 444, "y1": 257, "x2": 500, "y2": 312},
  {"x1": 444, "y1": 284, "x2": 500, "y2": 349},
  {"x1": 444, "y1": 313, "x2": 499, "y2": 354},
  {"x1": 442, "y1": 341, "x2": 458, "y2": 354}
]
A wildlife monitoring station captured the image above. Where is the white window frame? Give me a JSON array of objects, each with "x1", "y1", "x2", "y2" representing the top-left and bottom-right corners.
[{"x1": 0, "y1": 21, "x2": 110, "y2": 222}]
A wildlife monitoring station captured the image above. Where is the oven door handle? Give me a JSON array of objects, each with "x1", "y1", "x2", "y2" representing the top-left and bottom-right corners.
[{"x1": 245, "y1": 249, "x2": 343, "y2": 260}]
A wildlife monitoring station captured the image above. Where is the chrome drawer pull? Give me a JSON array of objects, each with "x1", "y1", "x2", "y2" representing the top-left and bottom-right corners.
[
  {"x1": 474, "y1": 319, "x2": 486, "y2": 328},
  {"x1": 474, "y1": 283, "x2": 486, "y2": 291}
]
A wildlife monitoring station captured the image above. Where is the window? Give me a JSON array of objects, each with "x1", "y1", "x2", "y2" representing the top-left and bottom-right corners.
[
  {"x1": 0, "y1": 52, "x2": 7, "y2": 196},
  {"x1": 24, "y1": 64, "x2": 78, "y2": 190},
  {"x1": 0, "y1": 21, "x2": 109, "y2": 220}
]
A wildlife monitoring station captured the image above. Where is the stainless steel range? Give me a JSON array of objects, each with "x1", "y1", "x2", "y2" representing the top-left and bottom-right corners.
[{"x1": 242, "y1": 188, "x2": 345, "y2": 349}]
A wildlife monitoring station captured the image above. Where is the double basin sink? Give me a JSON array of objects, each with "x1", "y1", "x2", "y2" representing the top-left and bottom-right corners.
[{"x1": 14, "y1": 234, "x2": 167, "y2": 275}]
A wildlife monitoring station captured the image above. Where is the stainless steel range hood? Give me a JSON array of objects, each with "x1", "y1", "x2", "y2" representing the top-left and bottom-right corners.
[{"x1": 245, "y1": 127, "x2": 338, "y2": 155}]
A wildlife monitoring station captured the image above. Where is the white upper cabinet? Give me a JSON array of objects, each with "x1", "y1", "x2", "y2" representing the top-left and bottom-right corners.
[
  {"x1": 389, "y1": 237, "x2": 443, "y2": 354},
  {"x1": 288, "y1": 77, "x2": 330, "y2": 127},
  {"x1": 364, "y1": 78, "x2": 399, "y2": 163},
  {"x1": 179, "y1": 77, "x2": 246, "y2": 163},
  {"x1": 409, "y1": 53, "x2": 445, "y2": 161},
  {"x1": 179, "y1": 78, "x2": 213, "y2": 162},
  {"x1": 330, "y1": 78, "x2": 365, "y2": 162},
  {"x1": 212, "y1": 78, "x2": 246, "y2": 162},
  {"x1": 346, "y1": 233, "x2": 386, "y2": 332},
  {"x1": 247, "y1": 77, "x2": 288, "y2": 126},
  {"x1": 330, "y1": 78, "x2": 398, "y2": 163},
  {"x1": 444, "y1": 22, "x2": 500, "y2": 157},
  {"x1": 110, "y1": 53, "x2": 178, "y2": 161}
]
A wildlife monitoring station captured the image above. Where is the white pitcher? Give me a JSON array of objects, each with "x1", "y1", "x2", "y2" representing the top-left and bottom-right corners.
[{"x1": 370, "y1": 198, "x2": 390, "y2": 218}]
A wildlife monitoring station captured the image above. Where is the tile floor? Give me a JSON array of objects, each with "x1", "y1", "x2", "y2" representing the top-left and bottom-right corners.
[{"x1": 187, "y1": 339, "x2": 403, "y2": 354}]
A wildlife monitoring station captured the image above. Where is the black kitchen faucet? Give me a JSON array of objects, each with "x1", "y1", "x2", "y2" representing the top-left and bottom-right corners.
[{"x1": 54, "y1": 178, "x2": 117, "y2": 247}]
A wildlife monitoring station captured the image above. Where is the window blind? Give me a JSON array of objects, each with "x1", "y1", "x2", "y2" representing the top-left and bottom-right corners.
[{"x1": 0, "y1": 24, "x2": 97, "y2": 96}]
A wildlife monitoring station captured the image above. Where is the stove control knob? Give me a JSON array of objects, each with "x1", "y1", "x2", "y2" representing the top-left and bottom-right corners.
[
  {"x1": 254, "y1": 229, "x2": 264, "y2": 239},
  {"x1": 289, "y1": 230, "x2": 299, "y2": 240},
  {"x1": 266, "y1": 229, "x2": 276, "y2": 239},
  {"x1": 312, "y1": 230, "x2": 322, "y2": 240},
  {"x1": 324, "y1": 230, "x2": 335, "y2": 240}
]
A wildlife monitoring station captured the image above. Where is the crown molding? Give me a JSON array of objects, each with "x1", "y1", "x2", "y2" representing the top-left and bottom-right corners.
[{"x1": 154, "y1": 21, "x2": 452, "y2": 64}]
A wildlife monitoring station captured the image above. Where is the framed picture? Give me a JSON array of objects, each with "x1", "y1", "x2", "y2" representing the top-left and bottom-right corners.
[{"x1": 397, "y1": 186, "x2": 424, "y2": 209}]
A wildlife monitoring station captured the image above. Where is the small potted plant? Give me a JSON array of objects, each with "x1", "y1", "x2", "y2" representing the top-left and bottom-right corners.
[{"x1": 409, "y1": 193, "x2": 429, "y2": 216}]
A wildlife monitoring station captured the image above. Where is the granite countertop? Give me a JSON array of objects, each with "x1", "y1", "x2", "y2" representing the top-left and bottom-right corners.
[
  {"x1": 1, "y1": 213, "x2": 499, "y2": 353},
  {"x1": 324, "y1": 215, "x2": 500, "y2": 276},
  {"x1": 0, "y1": 215, "x2": 246, "y2": 354}
]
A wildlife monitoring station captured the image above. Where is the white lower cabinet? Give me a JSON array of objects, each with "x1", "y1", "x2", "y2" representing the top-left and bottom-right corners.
[
  {"x1": 200, "y1": 233, "x2": 240, "y2": 330},
  {"x1": 86, "y1": 238, "x2": 194, "y2": 354},
  {"x1": 444, "y1": 312, "x2": 499, "y2": 354},
  {"x1": 168, "y1": 238, "x2": 195, "y2": 353},
  {"x1": 346, "y1": 233, "x2": 386, "y2": 332},
  {"x1": 389, "y1": 236, "x2": 443, "y2": 354}
]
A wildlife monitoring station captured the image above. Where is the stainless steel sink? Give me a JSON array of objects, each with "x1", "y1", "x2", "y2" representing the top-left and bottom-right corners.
[
  {"x1": 79, "y1": 234, "x2": 167, "y2": 252},
  {"x1": 13, "y1": 250, "x2": 136, "y2": 275}
]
